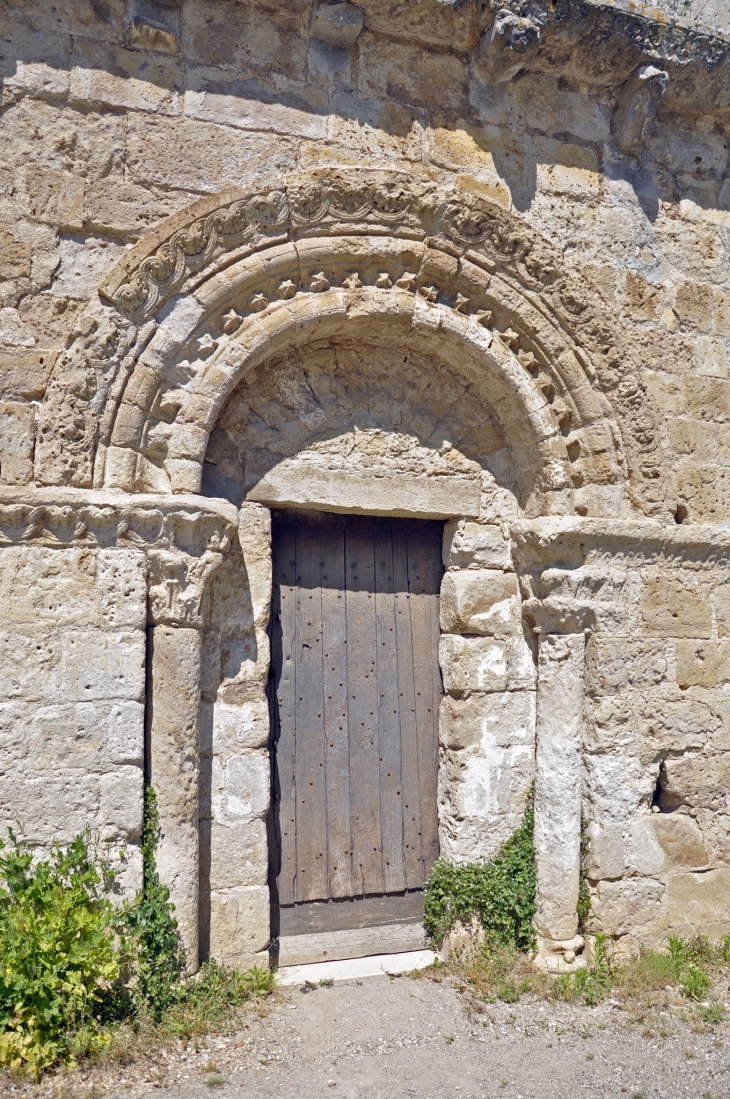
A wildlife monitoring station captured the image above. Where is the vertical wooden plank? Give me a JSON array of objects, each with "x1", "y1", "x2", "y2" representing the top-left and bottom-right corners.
[
  {"x1": 407, "y1": 520, "x2": 443, "y2": 878},
  {"x1": 422, "y1": 523, "x2": 444, "y2": 874},
  {"x1": 271, "y1": 512, "x2": 298, "y2": 905},
  {"x1": 294, "y1": 510, "x2": 328, "y2": 902},
  {"x1": 345, "y1": 514, "x2": 383, "y2": 896},
  {"x1": 374, "y1": 518, "x2": 406, "y2": 893},
  {"x1": 321, "y1": 512, "x2": 352, "y2": 899},
  {"x1": 392, "y1": 521, "x2": 423, "y2": 889}
]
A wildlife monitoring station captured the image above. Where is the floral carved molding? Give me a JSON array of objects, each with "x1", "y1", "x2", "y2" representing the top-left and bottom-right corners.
[{"x1": 37, "y1": 170, "x2": 667, "y2": 518}]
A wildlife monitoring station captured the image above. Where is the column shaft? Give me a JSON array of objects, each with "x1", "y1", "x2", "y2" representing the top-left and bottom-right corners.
[
  {"x1": 148, "y1": 624, "x2": 203, "y2": 972},
  {"x1": 534, "y1": 632, "x2": 585, "y2": 961}
]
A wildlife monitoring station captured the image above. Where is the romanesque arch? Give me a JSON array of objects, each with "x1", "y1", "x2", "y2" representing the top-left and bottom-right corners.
[{"x1": 35, "y1": 169, "x2": 667, "y2": 522}]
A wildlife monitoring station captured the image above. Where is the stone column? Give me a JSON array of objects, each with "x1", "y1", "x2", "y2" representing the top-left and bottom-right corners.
[
  {"x1": 533, "y1": 631, "x2": 586, "y2": 971},
  {"x1": 147, "y1": 546, "x2": 225, "y2": 973}
]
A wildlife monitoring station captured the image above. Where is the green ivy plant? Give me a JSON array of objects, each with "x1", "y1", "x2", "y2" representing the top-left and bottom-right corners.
[
  {"x1": 424, "y1": 793, "x2": 536, "y2": 952},
  {"x1": 120, "y1": 785, "x2": 185, "y2": 1020}
]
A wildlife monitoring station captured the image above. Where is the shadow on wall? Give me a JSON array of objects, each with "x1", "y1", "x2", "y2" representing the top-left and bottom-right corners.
[{"x1": 0, "y1": 0, "x2": 727, "y2": 222}]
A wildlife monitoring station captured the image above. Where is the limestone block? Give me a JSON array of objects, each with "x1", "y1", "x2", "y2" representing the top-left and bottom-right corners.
[
  {"x1": 184, "y1": 75, "x2": 327, "y2": 140},
  {"x1": 652, "y1": 868, "x2": 730, "y2": 943},
  {"x1": 211, "y1": 750, "x2": 269, "y2": 826},
  {"x1": 438, "y1": 742, "x2": 535, "y2": 865},
  {"x1": 218, "y1": 627, "x2": 270, "y2": 705},
  {"x1": 651, "y1": 813, "x2": 710, "y2": 868},
  {"x1": 182, "y1": 1, "x2": 307, "y2": 79},
  {"x1": 204, "y1": 818, "x2": 268, "y2": 892},
  {"x1": 149, "y1": 625, "x2": 202, "y2": 971},
  {"x1": 426, "y1": 126, "x2": 514, "y2": 211},
  {"x1": 0, "y1": 769, "x2": 101, "y2": 846},
  {"x1": 533, "y1": 138, "x2": 599, "y2": 197},
  {"x1": 585, "y1": 697, "x2": 634, "y2": 753},
  {"x1": 52, "y1": 234, "x2": 128, "y2": 300},
  {"x1": 641, "y1": 573, "x2": 711, "y2": 638},
  {"x1": 584, "y1": 753, "x2": 653, "y2": 823},
  {"x1": 0, "y1": 350, "x2": 57, "y2": 401},
  {"x1": 585, "y1": 637, "x2": 667, "y2": 695},
  {"x1": 505, "y1": 635, "x2": 537, "y2": 690},
  {"x1": 311, "y1": 3, "x2": 364, "y2": 48},
  {"x1": 247, "y1": 464, "x2": 481, "y2": 520},
  {"x1": 439, "y1": 635, "x2": 507, "y2": 693},
  {"x1": 713, "y1": 583, "x2": 730, "y2": 636},
  {"x1": 212, "y1": 699, "x2": 270, "y2": 754},
  {"x1": 660, "y1": 753, "x2": 730, "y2": 811},
  {"x1": 0, "y1": 547, "x2": 146, "y2": 629},
  {"x1": 325, "y1": 92, "x2": 424, "y2": 164},
  {"x1": 642, "y1": 699, "x2": 719, "y2": 753},
  {"x1": 209, "y1": 886, "x2": 270, "y2": 966},
  {"x1": 585, "y1": 822, "x2": 627, "y2": 882},
  {"x1": 676, "y1": 640, "x2": 730, "y2": 688},
  {"x1": 439, "y1": 690, "x2": 535, "y2": 751},
  {"x1": 0, "y1": 699, "x2": 144, "y2": 772},
  {"x1": 0, "y1": 400, "x2": 35, "y2": 484},
  {"x1": 0, "y1": 627, "x2": 146, "y2": 704},
  {"x1": 355, "y1": 0, "x2": 479, "y2": 50},
  {"x1": 85, "y1": 180, "x2": 188, "y2": 237},
  {"x1": 27, "y1": 168, "x2": 85, "y2": 230},
  {"x1": 69, "y1": 41, "x2": 182, "y2": 115},
  {"x1": 358, "y1": 32, "x2": 467, "y2": 113},
  {"x1": 593, "y1": 878, "x2": 665, "y2": 940},
  {"x1": 626, "y1": 817, "x2": 666, "y2": 878},
  {"x1": 442, "y1": 520, "x2": 511, "y2": 570},
  {"x1": 238, "y1": 503, "x2": 272, "y2": 631},
  {"x1": 0, "y1": 230, "x2": 31, "y2": 281},
  {"x1": 99, "y1": 766, "x2": 143, "y2": 843},
  {"x1": 439, "y1": 569, "x2": 519, "y2": 635}
]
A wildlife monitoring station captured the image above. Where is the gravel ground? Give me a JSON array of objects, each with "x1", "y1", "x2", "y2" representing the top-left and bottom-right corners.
[{"x1": 5, "y1": 972, "x2": 730, "y2": 1099}]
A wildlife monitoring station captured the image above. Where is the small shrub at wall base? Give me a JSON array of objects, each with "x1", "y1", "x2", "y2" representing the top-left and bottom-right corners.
[
  {"x1": 0, "y1": 786, "x2": 273, "y2": 1078},
  {"x1": 424, "y1": 793, "x2": 536, "y2": 952}
]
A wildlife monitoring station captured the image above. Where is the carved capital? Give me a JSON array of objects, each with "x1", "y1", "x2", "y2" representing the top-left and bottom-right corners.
[{"x1": 147, "y1": 547, "x2": 224, "y2": 628}]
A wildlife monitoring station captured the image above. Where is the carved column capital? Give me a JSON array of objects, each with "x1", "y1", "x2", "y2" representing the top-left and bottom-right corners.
[{"x1": 147, "y1": 547, "x2": 224, "y2": 628}]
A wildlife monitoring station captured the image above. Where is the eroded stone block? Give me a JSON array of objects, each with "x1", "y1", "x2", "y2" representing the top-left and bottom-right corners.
[
  {"x1": 439, "y1": 569, "x2": 519, "y2": 635},
  {"x1": 443, "y1": 520, "x2": 511, "y2": 570},
  {"x1": 209, "y1": 886, "x2": 270, "y2": 967}
]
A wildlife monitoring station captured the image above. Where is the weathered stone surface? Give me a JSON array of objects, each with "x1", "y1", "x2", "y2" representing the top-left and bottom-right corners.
[
  {"x1": 440, "y1": 569, "x2": 519, "y2": 635},
  {"x1": 2, "y1": 0, "x2": 730, "y2": 970},
  {"x1": 642, "y1": 572, "x2": 712, "y2": 638},
  {"x1": 534, "y1": 634, "x2": 584, "y2": 953},
  {"x1": 676, "y1": 640, "x2": 730, "y2": 688},
  {"x1": 208, "y1": 886, "x2": 270, "y2": 967},
  {"x1": 149, "y1": 625, "x2": 202, "y2": 972},
  {"x1": 311, "y1": 3, "x2": 364, "y2": 48},
  {"x1": 443, "y1": 520, "x2": 511, "y2": 570}
]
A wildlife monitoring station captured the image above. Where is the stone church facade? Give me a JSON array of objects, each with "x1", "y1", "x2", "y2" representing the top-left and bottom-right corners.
[{"x1": 1, "y1": 0, "x2": 730, "y2": 974}]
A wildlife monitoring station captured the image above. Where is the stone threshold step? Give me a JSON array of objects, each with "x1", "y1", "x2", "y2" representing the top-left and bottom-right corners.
[{"x1": 276, "y1": 949, "x2": 440, "y2": 987}]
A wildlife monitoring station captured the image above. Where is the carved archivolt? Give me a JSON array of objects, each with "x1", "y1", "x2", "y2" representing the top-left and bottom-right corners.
[{"x1": 37, "y1": 169, "x2": 668, "y2": 519}]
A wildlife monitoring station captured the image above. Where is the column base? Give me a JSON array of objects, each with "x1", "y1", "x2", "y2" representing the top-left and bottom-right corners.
[{"x1": 533, "y1": 934, "x2": 587, "y2": 972}]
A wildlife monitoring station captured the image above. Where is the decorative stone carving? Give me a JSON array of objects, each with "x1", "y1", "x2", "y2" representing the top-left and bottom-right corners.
[
  {"x1": 148, "y1": 547, "x2": 224, "y2": 628},
  {"x1": 35, "y1": 170, "x2": 669, "y2": 517},
  {"x1": 0, "y1": 492, "x2": 237, "y2": 554},
  {"x1": 311, "y1": 2, "x2": 364, "y2": 48}
]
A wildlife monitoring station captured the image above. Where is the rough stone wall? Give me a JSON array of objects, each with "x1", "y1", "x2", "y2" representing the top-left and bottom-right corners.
[
  {"x1": 438, "y1": 502, "x2": 537, "y2": 865},
  {"x1": 0, "y1": 539, "x2": 147, "y2": 894},
  {"x1": 0, "y1": 0, "x2": 729, "y2": 524},
  {"x1": 1, "y1": 0, "x2": 730, "y2": 966},
  {"x1": 199, "y1": 502, "x2": 271, "y2": 968}
]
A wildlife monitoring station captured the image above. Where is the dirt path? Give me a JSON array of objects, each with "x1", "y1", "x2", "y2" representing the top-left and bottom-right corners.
[{"x1": 15, "y1": 970, "x2": 730, "y2": 1099}]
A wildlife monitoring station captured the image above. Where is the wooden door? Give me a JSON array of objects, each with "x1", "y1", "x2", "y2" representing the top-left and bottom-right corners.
[{"x1": 269, "y1": 509, "x2": 443, "y2": 966}]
